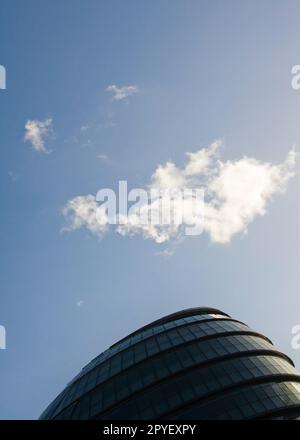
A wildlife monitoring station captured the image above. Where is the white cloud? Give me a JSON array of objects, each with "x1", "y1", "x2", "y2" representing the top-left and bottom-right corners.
[
  {"x1": 24, "y1": 118, "x2": 53, "y2": 154},
  {"x1": 184, "y1": 140, "x2": 221, "y2": 177},
  {"x1": 97, "y1": 153, "x2": 110, "y2": 163},
  {"x1": 150, "y1": 161, "x2": 185, "y2": 190},
  {"x1": 62, "y1": 141, "x2": 297, "y2": 248},
  {"x1": 62, "y1": 195, "x2": 109, "y2": 236},
  {"x1": 76, "y1": 300, "x2": 84, "y2": 307},
  {"x1": 106, "y1": 84, "x2": 138, "y2": 101},
  {"x1": 203, "y1": 149, "x2": 296, "y2": 243}
]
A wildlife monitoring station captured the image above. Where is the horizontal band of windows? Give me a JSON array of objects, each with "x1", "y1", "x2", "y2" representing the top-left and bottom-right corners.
[
  {"x1": 55, "y1": 335, "x2": 295, "y2": 420},
  {"x1": 94, "y1": 362, "x2": 299, "y2": 421},
  {"x1": 112, "y1": 307, "x2": 230, "y2": 348},
  {"x1": 47, "y1": 322, "x2": 271, "y2": 418},
  {"x1": 264, "y1": 407, "x2": 300, "y2": 419},
  {"x1": 52, "y1": 380, "x2": 300, "y2": 421},
  {"x1": 53, "y1": 341, "x2": 285, "y2": 420},
  {"x1": 57, "y1": 319, "x2": 252, "y2": 400},
  {"x1": 73, "y1": 315, "x2": 241, "y2": 384},
  {"x1": 43, "y1": 321, "x2": 250, "y2": 419},
  {"x1": 41, "y1": 315, "x2": 228, "y2": 418},
  {"x1": 91, "y1": 351, "x2": 295, "y2": 420},
  {"x1": 71, "y1": 315, "x2": 273, "y2": 389},
  {"x1": 160, "y1": 379, "x2": 300, "y2": 420},
  {"x1": 39, "y1": 387, "x2": 70, "y2": 420}
]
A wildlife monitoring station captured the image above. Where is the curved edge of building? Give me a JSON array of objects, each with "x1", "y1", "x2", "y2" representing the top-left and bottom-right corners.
[{"x1": 40, "y1": 307, "x2": 300, "y2": 420}]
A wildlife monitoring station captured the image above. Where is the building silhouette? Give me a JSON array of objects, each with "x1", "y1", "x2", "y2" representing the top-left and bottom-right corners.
[{"x1": 40, "y1": 307, "x2": 300, "y2": 420}]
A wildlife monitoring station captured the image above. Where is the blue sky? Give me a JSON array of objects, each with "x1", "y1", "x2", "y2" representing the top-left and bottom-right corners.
[{"x1": 0, "y1": 0, "x2": 300, "y2": 419}]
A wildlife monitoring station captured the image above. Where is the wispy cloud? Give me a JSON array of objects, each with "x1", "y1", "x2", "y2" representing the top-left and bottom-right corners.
[
  {"x1": 106, "y1": 84, "x2": 138, "y2": 101},
  {"x1": 76, "y1": 300, "x2": 84, "y2": 307},
  {"x1": 8, "y1": 171, "x2": 19, "y2": 183},
  {"x1": 24, "y1": 118, "x2": 53, "y2": 154},
  {"x1": 97, "y1": 153, "x2": 111, "y2": 163},
  {"x1": 62, "y1": 141, "x2": 297, "y2": 248},
  {"x1": 62, "y1": 195, "x2": 109, "y2": 237}
]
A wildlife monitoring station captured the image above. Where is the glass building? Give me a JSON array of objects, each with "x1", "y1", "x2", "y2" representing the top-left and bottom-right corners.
[{"x1": 40, "y1": 307, "x2": 300, "y2": 420}]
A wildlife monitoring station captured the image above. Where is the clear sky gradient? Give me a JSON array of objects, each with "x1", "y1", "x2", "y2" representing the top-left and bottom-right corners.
[{"x1": 0, "y1": 0, "x2": 300, "y2": 419}]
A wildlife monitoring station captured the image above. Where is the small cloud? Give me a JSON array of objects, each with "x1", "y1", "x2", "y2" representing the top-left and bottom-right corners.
[
  {"x1": 154, "y1": 236, "x2": 185, "y2": 258},
  {"x1": 80, "y1": 125, "x2": 89, "y2": 132},
  {"x1": 97, "y1": 153, "x2": 111, "y2": 163},
  {"x1": 8, "y1": 171, "x2": 18, "y2": 183},
  {"x1": 76, "y1": 300, "x2": 84, "y2": 307},
  {"x1": 81, "y1": 139, "x2": 92, "y2": 149},
  {"x1": 24, "y1": 118, "x2": 53, "y2": 154},
  {"x1": 100, "y1": 121, "x2": 117, "y2": 129},
  {"x1": 106, "y1": 84, "x2": 138, "y2": 101},
  {"x1": 154, "y1": 247, "x2": 178, "y2": 258}
]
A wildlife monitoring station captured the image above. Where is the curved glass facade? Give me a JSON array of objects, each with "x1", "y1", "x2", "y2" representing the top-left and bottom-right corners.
[{"x1": 40, "y1": 307, "x2": 300, "y2": 420}]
